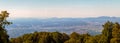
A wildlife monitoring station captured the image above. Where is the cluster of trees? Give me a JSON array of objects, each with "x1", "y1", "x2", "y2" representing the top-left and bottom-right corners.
[
  {"x1": 0, "y1": 11, "x2": 120, "y2": 43},
  {"x1": 10, "y1": 32, "x2": 69, "y2": 43}
]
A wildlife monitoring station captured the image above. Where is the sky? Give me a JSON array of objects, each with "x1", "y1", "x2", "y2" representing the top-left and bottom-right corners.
[{"x1": 0, "y1": 0, "x2": 120, "y2": 18}]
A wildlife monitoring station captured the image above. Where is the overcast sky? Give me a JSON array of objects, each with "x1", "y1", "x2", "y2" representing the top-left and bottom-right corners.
[{"x1": 0, "y1": 0, "x2": 120, "y2": 18}]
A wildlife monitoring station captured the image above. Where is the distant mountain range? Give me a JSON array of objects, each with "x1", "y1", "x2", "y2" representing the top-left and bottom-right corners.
[{"x1": 6, "y1": 16, "x2": 120, "y2": 38}]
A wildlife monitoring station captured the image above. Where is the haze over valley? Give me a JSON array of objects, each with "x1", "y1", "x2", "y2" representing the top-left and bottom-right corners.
[{"x1": 6, "y1": 16, "x2": 120, "y2": 38}]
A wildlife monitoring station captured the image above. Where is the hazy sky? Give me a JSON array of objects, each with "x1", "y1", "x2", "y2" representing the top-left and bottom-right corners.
[{"x1": 0, "y1": 0, "x2": 120, "y2": 18}]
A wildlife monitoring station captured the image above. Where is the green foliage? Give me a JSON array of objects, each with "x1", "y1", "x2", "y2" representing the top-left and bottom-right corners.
[
  {"x1": 64, "y1": 38, "x2": 80, "y2": 43},
  {"x1": 65, "y1": 32, "x2": 81, "y2": 43},
  {"x1": 112, "y1": 22, "x2": 120, "y2": 38},
  {"x1": 0, "y1": 11, "x2": 11, "y2": 43},
  {"x1": 51, "y1": 32, "x2": 64, "y2": 43},
  {"x1": 70, "y1": 32, "x2": 80, "y2": 39},
  {"x1": 10, "y1": 32, "x2": 69, "y2": 43},
  {"x1": 110, "y1": 22, "x2": 120, "y2": 43},
  {"x1": 65, "y1": 32, "x2": 91, "y2": 43},
  {"x1": 101, "y1": 21, "x2": 113, "y2": 43},
  {"x1": 110, "y1": 38, "x2": 120, "y2": 43},
  {"x1": 98, "y1": 35, "x2": 108, "y2": 43},
  {"x1": 85, "y1": 37, "x2": 97, "y2": 43}
]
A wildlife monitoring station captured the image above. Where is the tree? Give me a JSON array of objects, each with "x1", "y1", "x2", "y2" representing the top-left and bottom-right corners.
[
  {"x1": 110, "y1": 22, "x2": 120, "y2": 43},
  {"x1": 70, "y1": 32, "x2": 80, "y2": 39},
  {"x1": 98, "y1": 35, "x2": 108, "y2": 43},
  {"x1": 85, "y1": 37, "x2": 97, "y2": 43},
  {"x1": 64, "y1": 32, "x2": 90, "y2": 43},
  {"x1": 51, "y1": 32, "x2": 64, "y2": 43},
  {"x1": 64, "y1": 32, "x2": 81, "y2": 43},
  {"x1": 100, "y1": 21, "x2": 113, "y2": 43},
  {"x1": 112, "y1": 22, "x2": 120, "y2": 38},
  {"x1": 64, "y1": 38, "x2": 79, "y2": 43},
  {"x1": 0, "y1": 11, "x2": 11, "y2": 43},
  {"x1": 61, "y1": 33, "x2": 69, "y2": 42}
]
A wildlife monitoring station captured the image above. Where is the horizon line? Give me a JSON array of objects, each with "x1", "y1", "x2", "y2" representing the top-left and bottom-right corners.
[{"x1": 8, "y1": 16, "x2": 120, "y2": 19}]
